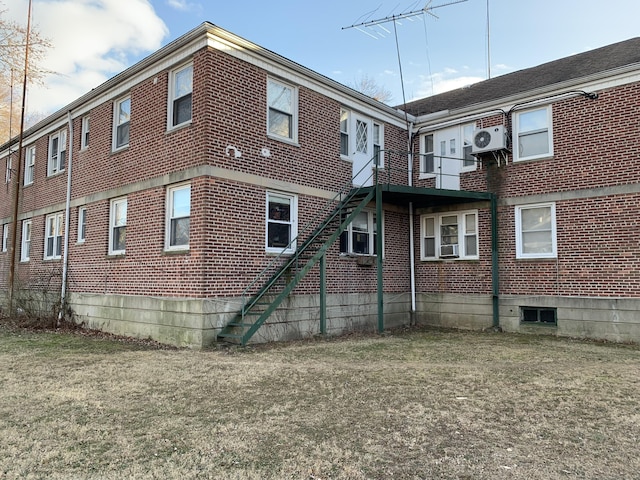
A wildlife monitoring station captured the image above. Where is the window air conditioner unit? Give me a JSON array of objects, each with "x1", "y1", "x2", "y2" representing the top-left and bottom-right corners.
[
  {"x1": 472, "y1": 125, "x2": 507, "y2": 154},
  {"x1": 440, "y1": 244, "x2": 459, "y2": 258}
]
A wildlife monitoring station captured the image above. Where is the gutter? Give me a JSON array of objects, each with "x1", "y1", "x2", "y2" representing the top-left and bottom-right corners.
[{"x1": 407, "y1": 122, "x2": 417, "y2": 321}]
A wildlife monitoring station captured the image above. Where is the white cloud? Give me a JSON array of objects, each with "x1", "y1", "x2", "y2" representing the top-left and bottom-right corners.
[
  {"x1": 410, "y1": 71, "x2": 485, "y2": 101},
  {"x1": 166, "y1": 0, "x2": 197, "y2": 11},
  {"x1": 5, "y1": 0, "x2": 168, "y2": 116}
]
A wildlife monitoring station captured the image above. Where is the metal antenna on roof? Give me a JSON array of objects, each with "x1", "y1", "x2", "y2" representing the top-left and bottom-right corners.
[
  {"x1": 342, "y1": 0, "x2": 468, "y2": 37},
  {"x1": 342, "y1": 0, "x2": 468, "y2": 117}
]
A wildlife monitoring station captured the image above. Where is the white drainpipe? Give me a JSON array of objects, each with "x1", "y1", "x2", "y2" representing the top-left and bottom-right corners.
[
  {"x1": 407, "y1": 122, "x2": 417, "y2": 319},
  {"x1": 60, "y1": 111, "x2": 73, "y2": 321}
]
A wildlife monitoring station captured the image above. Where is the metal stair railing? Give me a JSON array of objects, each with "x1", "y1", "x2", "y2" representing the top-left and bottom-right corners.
[{"x1": 217, "y1": 154, "x2": 381, "y2": 344}]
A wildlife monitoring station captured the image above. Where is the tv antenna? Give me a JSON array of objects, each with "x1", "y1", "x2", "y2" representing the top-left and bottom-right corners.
[
  {"x1": 342, "y1": 0, "x2": 468, "y2": 39},
  {"x1": 342, "y1": 0, "x2": 468, "y2": 117}
]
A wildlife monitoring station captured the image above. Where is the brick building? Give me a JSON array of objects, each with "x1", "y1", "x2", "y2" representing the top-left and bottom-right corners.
[{"x1": 1, "y1": 23, "x2": 639, "y2": 346}]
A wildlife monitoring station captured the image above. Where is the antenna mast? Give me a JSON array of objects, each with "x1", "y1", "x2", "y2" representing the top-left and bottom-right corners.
[{"x1": 342, "y1": 0, "x2": 468, "y2": 33}]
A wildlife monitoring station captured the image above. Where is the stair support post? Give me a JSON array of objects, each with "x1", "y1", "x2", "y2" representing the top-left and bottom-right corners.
[
  {"x1": 320, "y1": 254, "x2": 327, "y2": 335},
  {"x1": 376, "y1": 182, "x2": 384, "y2": 334}
]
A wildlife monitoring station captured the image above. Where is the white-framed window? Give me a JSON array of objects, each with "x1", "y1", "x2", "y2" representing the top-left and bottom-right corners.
[
  {"x1": 421, "y1": 134, "x2": 435, "y2": 175},
  {"x1": 113, "y1": 96, "x2": 131, "y2": 150},
  {"x1": 340, "y1": 108, "x2": 349, "y2": 157},
  {"x1": 1, "y1": 223, "x2": 8, "y2": 252},
  {"x1": 514, "y1": 106, "x2": 552, "y2": 162},
  {"x1": 267, "y1": 78, "x2": 297, "y2": 142},
  {"x1": 420, "y1": 210, "x2": 479, "y2": 260},
  {"x1": 24, "y1": 145, "x2": 35, "y2": 185},
  {"x1": 462, "y1": 124, "x2": 476, "y2": 170},
  {"x1": 48, "y1": 129, "x2": 67, "y2": 176},
  {"x1": 266, "y1": 192, "x2": 297, "y2": 254},
  {"x1": 373, "y1": 122, "x2": 384, "y2": 168},
  {"x1": 340, "y1": 209, "x2": 380, "y2": 256},
  {"x1": 21, "y1": 220, "x2": 31, "y2": 262},
  {"x1": 109, "y1": 197, "x2": 127, "y2": 255},
  {"x1": 420, "y1": 123, "x2": 477, "y2": 177},
  {"x1": 81, "y1": 116, "x2": 90, "y2": 149},
  {"x1": 515, "y1": 203, "x2": 557, "y2": 259},
  {"x1": 169, "y1": 63, "x2": 193, "y2": 128},
  {"x1": 44, "y1": 213, "x2": 63, "y2": 260},
  {"x1": 166, "y1": 184, "x2": 190, "y2": 250},
  {"x1": 5, "y1": 155, "x2": 11, "y2": 183},
  {"x1": 77, "y1": 207, "x2": 87, "y2": 243}
]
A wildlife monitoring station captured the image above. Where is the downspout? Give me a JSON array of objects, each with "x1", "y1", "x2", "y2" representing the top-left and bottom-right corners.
[
  {"x1": 59, "y1": 111, "x2": 73, "y2": 322},
  {"x1": 407, "y1": 122, "x2": 417, "y2": 323}
]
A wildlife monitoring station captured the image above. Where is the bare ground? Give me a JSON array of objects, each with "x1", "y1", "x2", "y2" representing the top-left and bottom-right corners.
[{"x1": 0, "y1": 324, "x2": 638, "y2": 479}]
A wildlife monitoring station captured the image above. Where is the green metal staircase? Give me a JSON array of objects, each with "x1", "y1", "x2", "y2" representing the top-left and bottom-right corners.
[{"x1": 217, "y1": 185, "x2": 377, "y2": 345}]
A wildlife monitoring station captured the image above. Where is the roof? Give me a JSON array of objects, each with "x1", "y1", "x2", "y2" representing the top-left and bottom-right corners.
[{"x1": 400, "y1": 37, "x2": 640, "y2": 117}]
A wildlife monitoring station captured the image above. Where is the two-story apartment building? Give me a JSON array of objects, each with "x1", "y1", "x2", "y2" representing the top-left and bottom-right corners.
[{"x1": 1, "y1": 23, "x2": 639, "y2": 346}]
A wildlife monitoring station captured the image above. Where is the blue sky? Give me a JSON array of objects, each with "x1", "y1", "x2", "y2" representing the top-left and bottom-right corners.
[{"x1": 5, "y1": 0, "x2": 640, "y2": 116}]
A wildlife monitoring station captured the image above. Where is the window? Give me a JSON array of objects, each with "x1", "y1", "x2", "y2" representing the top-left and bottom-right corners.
[
  {"x1": 21, "y1": 220, "x2": 31, "y2": 262},
  {"x1": 44, "y1": 213, "x2": 63, "y2": 260},
  {"x1": 169, "y1": 63, "x2": 193, "y2": 128},
  {"x1": 267, "y1": 78, "x2": 297, "y2": 142},
  {"x1": 77, "y1": 207, "x2": 87, "y2": 243},
  {"x1": 462, "y1": 124, "x2": 476, "y2": 169},
  {"x1": 420, "y1": 210, "x2": 479, "y2": 260},
  {"x1": 113, "y1": 96, "x2": 131, "y2": 150},
  {"x1": 5, "y1": 155, "x2": 11, "y2": 183},
  {"x1": 81, "y1": 116, "x2": 90, "y2": 149},
  {"x1": 514, "y1": 106, "x2": 552, "y2": 161},
  {"x1": 521, "y1": 307, "x2": 557, "y2": 325},
  {"x1": 421, "y1": 134, "x2": 435, "y2": 174},
  {"x1": 340, "y1": 209, "x2": 379, "y2": 256},
  {"x1": 166, "y1": 184, "x2": 190, "y2": 250},
  {"x1": 373, "y1": 122, "x2": 383, "y2": 167},
  {"x1": 24, "y1": 146, "x2": 35, "y2": 185},
  {"x1": 266, "y1": 192, "x2": 297, "y2": 254},
  {"x1": 1, "y1": 224, "x2": 8, "y2": 252},
  {"x1": 340, "y1": 109, "x2": 349, "y2": 156},
  {"x1": 47, "y1": 129, "x2": 67, "y2": 176},
  {"x1": 109, "y1": 198, "x2": 127, "y2": 255},
  {"x1": 515, "y1": 203, "x2": 556, "y2": 259}
]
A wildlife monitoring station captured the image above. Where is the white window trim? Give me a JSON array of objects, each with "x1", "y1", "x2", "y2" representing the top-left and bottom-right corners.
[
  {"x1": 109, "y1": 197, "x2": 127, "y2": 256},
  {"x1": 373, "y1": 122, "x2": 384, "y2": 169},
  {"x1": 44, "y1": 213, "x2": 63, "y2": 260},
  {"x1": 81, "y1": 116, "x2": 90, "y2": 150},
  {"x1": 340, "y1": 108, "x2": 350, "y2": 160},
  {"x1": 266, "y1": 78, "x2": 298, "y2": 144},
  {"x1": 47, "y1": 129, "x2": 67, "y2": 176},
  {"x1": 515, "y1": 202, "x2": 557, "y2": 259},
  {"x1": 265, "y1": 191, "x2": 297, "y2": 255},
  {"x1": 340, "y1": 209, "x2": 384, "y2": 257},
  {"x1": 165, "y1": 183, "x2": 191, "y2": 251},
  {"x1": 419, "y1": 133, "x2": 436, "y2": 179},
  {"x1": 5, "y1": 156, "x2": 11, "y2": 184},
  {"x1": 513, "y1": 105, "x2": 553, "y2": 162},
  {"x1": 24, "y1": 145, "x2": 35, "y2": 185},
  {"x1": 461, "y1": 123, "x2": 477, "y2": 173},
  {"x1": 168, "y1": 62, "x2": 193, "y2": 130},
  {"x1": 21, "y1": 220, "x2": 31, "y2": 262},
  {"x1": 77, "y1": 207, "x2": 87, "y2": 244},
  {"x1": 112, "y1": 96, "x2": 131, "y2": 151},
  {"x1": 420, "y1": 210, "x2": 479, "y2": 261},
  {"x1": 1, "y1": 224, "x2": 8, "y2": 252}
]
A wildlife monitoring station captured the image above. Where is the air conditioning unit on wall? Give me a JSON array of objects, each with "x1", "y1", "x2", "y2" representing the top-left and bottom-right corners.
[
  {"x1": 440, "y1": 244, "x2": 459, "y2": 258},
  {"x1": 472, "y1": 125, "x2": 507, "y2": 154}
]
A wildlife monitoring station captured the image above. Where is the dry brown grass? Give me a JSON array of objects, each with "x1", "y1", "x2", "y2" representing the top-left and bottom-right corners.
[{"x1": 0, "y1": 325, "x2": 639, "y2": 479}]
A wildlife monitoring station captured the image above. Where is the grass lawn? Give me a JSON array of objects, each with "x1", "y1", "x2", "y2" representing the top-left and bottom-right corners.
[{"x1": 0, "y1": 325, "x2": 639, "y2": 479}]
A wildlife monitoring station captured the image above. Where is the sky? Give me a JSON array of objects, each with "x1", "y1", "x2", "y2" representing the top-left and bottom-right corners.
[{"x1": 4, "y1": 0, "x2": 640, "y2": 118}]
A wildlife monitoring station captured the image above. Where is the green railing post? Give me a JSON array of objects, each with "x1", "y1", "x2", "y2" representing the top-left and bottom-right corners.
[
  {"x1": 320, "y1": 254, "x2": 327, "y2": 335},
  {"x1": 376, "y1": 169, "x2": 384, "y2": 334},
  {"x1": 491, "y1": 194, "x2": 499, "y2": 328}
]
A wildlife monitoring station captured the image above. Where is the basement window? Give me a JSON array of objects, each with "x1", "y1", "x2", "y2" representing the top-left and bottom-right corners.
[{"x1": 521, "y1": 307, "x2": 557, "y2": 325}]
